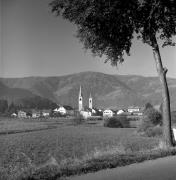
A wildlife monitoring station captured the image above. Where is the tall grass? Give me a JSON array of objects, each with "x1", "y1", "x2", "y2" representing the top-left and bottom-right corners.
[
  {"x1": 3, "y1": 141, "x2": 176, "y2": 180},
  {"x1": 0, "y1": 119, "x2": 161, "y2": 179}
]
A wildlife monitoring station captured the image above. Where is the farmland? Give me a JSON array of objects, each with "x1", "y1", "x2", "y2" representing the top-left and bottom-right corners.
[{"x1": 0, "y1": 118, "x2": 159, "y2": 178}]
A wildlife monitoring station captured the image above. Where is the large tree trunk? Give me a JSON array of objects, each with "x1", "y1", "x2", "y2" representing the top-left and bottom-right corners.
[{"x1": 152, "y1": 36, "x2": 173, "y2": 147}]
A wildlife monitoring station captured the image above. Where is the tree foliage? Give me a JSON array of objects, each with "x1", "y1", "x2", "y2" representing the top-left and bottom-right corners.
[
  {"x1": 104, "y1": 116, "x2": 130, "y2": 128},
  {"x1": 138, "y1": 107, "x2": 162, "y2": 136},
  {"x1": 0, "y1": 99, "x2": 8, "y2": 114},
  {"x1": 20, "y1": 96, "x2": 57, "y2": 110},
  {"x1": 143, "y1": 107, "x2": 162, "y2": 126},
  {"x1": 144, "y1": 102, "x2": 154, "y2": 110},
  {"x1": 50, "y1": 0, "x2": 176, "y2": 65}
]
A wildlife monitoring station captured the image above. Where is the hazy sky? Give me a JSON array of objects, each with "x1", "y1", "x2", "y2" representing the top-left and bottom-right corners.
[{"x1": 1, "y1": 0, "x2": 176, "y2": 78}]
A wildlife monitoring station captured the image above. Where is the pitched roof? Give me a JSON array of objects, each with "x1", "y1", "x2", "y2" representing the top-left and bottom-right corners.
[
  {"x1": 79, "y1": 85, "x2": 82, "y2": 97},
  {"x1": 63, "y1": 105, "x2": 73, "y2": 110}
]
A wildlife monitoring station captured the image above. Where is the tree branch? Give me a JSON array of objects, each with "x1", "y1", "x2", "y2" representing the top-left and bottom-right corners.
[{"x1": 163, "y1": 67, "x2": 168, "y2": 75}]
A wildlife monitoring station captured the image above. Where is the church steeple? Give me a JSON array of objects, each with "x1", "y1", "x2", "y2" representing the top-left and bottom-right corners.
[
  {"x1": 79, "y1": 86, "x2": 82, "y2": 97},
  {"x1": 89, "y1": 93, "x2": 93, "y2": 109},
  {"x1": 78, "y1": 86, "x2": 83, "y2": 111}
]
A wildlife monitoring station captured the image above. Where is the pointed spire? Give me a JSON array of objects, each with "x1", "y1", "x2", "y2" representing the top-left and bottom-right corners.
[
  {"x1": 79, "y1": 85, "x2": 82, "y2": 97},
  {"x1": 89, "y1": 93, "x2": 92, "y2": 99}
]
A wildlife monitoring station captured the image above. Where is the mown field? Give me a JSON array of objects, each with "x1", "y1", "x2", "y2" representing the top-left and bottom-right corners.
[{"x1": 0, "y1": 118, "x2": 159, "y2": 178}]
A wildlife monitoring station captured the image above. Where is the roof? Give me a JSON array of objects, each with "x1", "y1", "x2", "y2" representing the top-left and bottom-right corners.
[
  {"x1": 63, "y1": 105, "x2": 73, "y2": 110},
  {"x1": 79, "y1": 86, "x2": 82, "y2": 97},
  {"x1": 18, "y1": 110, "x2": 26, "y2": 113},
  {"x1": 117, "y1": 109, "x2": 125, "y2": 111},
  {"x1": 103, "y1": 109, "x2": 113, "y2": 112},
  {"x1": 84, "y1": 107, "x2": 92, "y2": 112},
  {"x1": 128, "y1": 106, "x2": 140, "y2": 109}
]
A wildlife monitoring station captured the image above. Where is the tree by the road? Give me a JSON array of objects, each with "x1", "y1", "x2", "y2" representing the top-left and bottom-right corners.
[{"x1": 50, "y1": 0, "x2": 176, "y2": 147}]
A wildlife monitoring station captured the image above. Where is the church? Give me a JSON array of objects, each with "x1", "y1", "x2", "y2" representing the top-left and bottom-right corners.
[
  {"x1": 78, "y1": 86, "x2": 93, "y2": 111},
  {"x1": 78, "y1": 86, "x2": 93, "y2": 118}
]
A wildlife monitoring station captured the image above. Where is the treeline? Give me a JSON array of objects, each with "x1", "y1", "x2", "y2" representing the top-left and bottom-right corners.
[
  {"x1": 19, "y1": 96, "x2": 57, "y2": 110},
  {"x1": 0, "y1": 96, "x2": 58, "y2": 115}
]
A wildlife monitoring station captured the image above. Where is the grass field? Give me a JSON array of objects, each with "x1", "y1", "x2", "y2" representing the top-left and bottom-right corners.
[{"x1": 0, "y1": 118, "x2": 160, "y2": 179}]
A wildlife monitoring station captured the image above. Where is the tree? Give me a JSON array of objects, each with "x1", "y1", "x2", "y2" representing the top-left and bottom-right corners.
[
  {"x1": 50, "y1": 0, "x2": 176, "y2": 147},
  {"x1": 143, "y1": 107, "x2": 162, "y2": 126},
  {"x1": 0, "y1": 99, "x2": 8, "y2": 114},
  {"x1": 144, "y1": 102, "x2": 154, "y2": 110},
  {"x1": 8, "y1": 102, "x2": 17, "y2": 114}
]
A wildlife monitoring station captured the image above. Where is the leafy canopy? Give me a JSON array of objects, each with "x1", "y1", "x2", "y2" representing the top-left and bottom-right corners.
[{"x1": 50, "y1": 0, "x2": 176, "y2": 65}]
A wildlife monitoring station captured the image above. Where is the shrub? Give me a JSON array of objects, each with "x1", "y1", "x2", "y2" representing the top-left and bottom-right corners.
[
  {"x1": 137, "y1": 107, "x2": 163, "y2": 137},
  {"x1": 104, "y1": 116, "x2": 130, "y2": 128},
  {"x1": 145, "y1": 126, "x2": 163, "y2": 137},
  {"x1": 144, "y1": 102, "x2": 154, "y2": 110},
  {"x1": 87, "y1": 116, "x2": 102, "y2": 121},
  {"x1": 144, "y1": 108, "x2": 162, "y2": 126}
]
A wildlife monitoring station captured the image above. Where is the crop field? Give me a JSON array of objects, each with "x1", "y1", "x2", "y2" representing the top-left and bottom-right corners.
[{"x1": 0, "y1": 118, "x2": 159, "y2": 177}]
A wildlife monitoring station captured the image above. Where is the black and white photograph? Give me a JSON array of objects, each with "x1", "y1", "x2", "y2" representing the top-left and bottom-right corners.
[{"x1": 0, "y1": 0, "x2": 176, "y2": 179}]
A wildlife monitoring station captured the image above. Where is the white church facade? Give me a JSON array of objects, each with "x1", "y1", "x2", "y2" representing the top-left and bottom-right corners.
[{"x1": 78, "y1": 86, "x2": 94, "y2": 119}]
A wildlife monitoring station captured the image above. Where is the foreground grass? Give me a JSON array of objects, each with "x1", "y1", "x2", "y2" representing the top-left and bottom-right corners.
[
  {"x1": 2, "y1": 145, "x2": 176, "y2": 180},
  {"x1": 0, "y1": 118, "x2": 161, "y2": 179}
]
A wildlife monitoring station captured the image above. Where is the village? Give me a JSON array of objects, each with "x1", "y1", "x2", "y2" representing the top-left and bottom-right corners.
[{"x1": 10, "y1": 86, "x2": 143, "y2": 119}]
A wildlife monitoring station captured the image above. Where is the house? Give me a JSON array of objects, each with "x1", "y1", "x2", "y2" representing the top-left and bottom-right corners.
[
  {"x1": 103, "y1": 109, "x2": 114, "y2": 117},
  {"x1": 53, "y1": 108, "x2": 60, "y2": 113},
  {"x1": 18, "y1": 111, "x2": 27, "y2": 118},
  {"x1": 133, "y1": 111, "x2": 143, "y2": 116},
  {"x1": 91, "y1": 108, "x2": 97, "y2": 114},
  {"x1": 42, "y1": 109, "x2": 50, "y2": 117},
  {"x1": 11, "y1": 113, "x2": 17, "y2": 117},
  {"x1": 80, "y1": 110, "x2": 92, "y2": 119},
  {"x1": 127, "y1": 106, "x2": 140, "y2": 113},
  {"x1": 58, "y1": 106, "x2": 67, "y2": 115},
  {"x1": 32, "y1": 110, "x2": 41, "y2": 118},
  {"x1": 53, "y1": 106, "x2": 67, "y2": 115},
  {"x1": 117, "y1": 109, "x2": 125, "y2": 115}
]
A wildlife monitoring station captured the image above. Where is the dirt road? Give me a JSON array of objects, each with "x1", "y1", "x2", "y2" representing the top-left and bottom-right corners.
[{"x1": 70, "y1": 156, "x2": 176, "y2": 180}]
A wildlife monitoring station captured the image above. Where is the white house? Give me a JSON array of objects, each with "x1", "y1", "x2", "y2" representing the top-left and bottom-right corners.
[
  {"x1": 42, "y1": 110, "x2": 50, "y2": 117},
  {"x1": 133, "y1": 111, "x2": 143, "y2": 116},
  {"x1": 18, "y1": 111, "x2": 27, "y2": 118},
  {"x1": 32, "y1": 110, "x2": 41, "y2": 118},
  {"x1": 11, "y1": 113, "x2": 17, "y2": 117},
  {"x1": 103, "y1": 109, "x2": 113, "y2": 117},
  {"x1": 80, "y1": 110, "x2": 92, "y2": 119},
  {"x1": 117, "y1": 109, "x2": 125, "y2": 115},
  {"x1": 127, "y1": 107, "x2": 140, "y2": 113},
  {"x1": 54, "y1": 106, "x2": 67, "y2": 115}
]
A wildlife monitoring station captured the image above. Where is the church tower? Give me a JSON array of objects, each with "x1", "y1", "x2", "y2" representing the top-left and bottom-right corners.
[
  {"x1": 78, "y1": 86, "x2": 83, "y2": 111},
  {"x1": 89, "y1": 93, "x2": 93, "y2": 109}
]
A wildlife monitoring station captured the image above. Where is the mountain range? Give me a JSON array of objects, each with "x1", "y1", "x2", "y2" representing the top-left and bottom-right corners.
[{"x1": 0, "y1": 71, "x2": 176, "y2": 110}]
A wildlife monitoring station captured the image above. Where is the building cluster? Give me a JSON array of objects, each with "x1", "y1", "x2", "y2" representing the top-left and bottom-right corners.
[
  {"x1": 12, "y1": 106, "x2": 75, "y2": 118},
  {"x1": 78, "y1": 86, "x2": 143, "y2": 119},
  {"x1": 103, "y1": 106, "x2": 143, "y2": 118},
  {"x1": 78, "y1": 86, "x2": 99, "y2": 119},
  {"x1": 11, "y1": 86, "x2": 143, "y2": 119}
]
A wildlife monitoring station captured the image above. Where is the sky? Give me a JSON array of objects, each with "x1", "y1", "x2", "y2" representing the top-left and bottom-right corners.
[{"x1": 0, "y1": 0, "x2": 176, "y2": 78}]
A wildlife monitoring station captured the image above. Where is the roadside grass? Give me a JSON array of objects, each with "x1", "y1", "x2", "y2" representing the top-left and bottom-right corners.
[
  {"x1": 0, "y1": 118, "x2": 174, "y2": 180},
  {"x1": 2, "y1": 143, "x2": 176, "y2": 180}
]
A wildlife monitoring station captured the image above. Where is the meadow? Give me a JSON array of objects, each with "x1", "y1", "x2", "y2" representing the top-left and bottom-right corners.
[{"x1": 0, "y1": 118, "x2": 160, "y2": 179}]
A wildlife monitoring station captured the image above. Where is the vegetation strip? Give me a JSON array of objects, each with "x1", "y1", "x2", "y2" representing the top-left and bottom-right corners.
[
  {"x1": 0, "y1": 126, "x2": 57, "y2": 136},
  {"x1": 17, "y1": 148, "x2": 176, "y2": 180}
]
